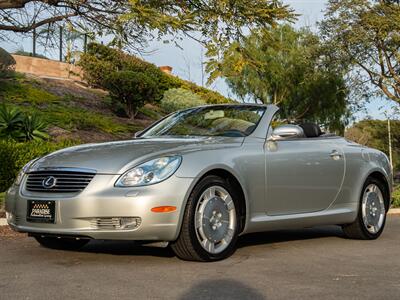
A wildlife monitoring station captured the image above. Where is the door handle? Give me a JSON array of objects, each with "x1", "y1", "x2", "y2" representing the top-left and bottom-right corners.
[{"x1": 330, "y1": 150, "x2": 342, "y2": 160}]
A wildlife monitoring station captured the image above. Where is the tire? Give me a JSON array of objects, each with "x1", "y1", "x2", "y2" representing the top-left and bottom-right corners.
[
  {"x1": 34, "y1": 236, "x2": 89, "y2": 251},
  {"x1": 342, "y1": 177, "x2": 389, "y2": 240},
  {"x1": 171, "y1": 175, "x2": 240, "y2": 261}
]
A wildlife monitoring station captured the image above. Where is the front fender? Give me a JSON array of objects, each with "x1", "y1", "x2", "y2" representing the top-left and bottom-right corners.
[{"x1": 175, "y1": 142, "x2": 265, "y2": 235}]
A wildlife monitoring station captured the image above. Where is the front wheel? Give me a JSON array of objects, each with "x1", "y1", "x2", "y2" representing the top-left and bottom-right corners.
[
  {"x1": 342, "y1": 177, "x2": 388, "y2": 240},
  {"x1": 171, "y1": 175, "x2": 240, "y2": 261},
  {"x1": 34, "y1": 236, "x2": 89, "y2": 250}
]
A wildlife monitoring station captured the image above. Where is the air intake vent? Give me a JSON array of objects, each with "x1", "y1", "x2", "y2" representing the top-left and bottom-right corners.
[
  {"x1": 26, "y1": 170, "x2": 95, "y2": 193},
  {"x1": 90, "y1": 217, "x2": 141, "y2": 230}
]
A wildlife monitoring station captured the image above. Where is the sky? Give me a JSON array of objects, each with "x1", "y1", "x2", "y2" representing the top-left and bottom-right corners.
[{"x1": 0, "y1": 0, "x2": 395, "y2": 120}]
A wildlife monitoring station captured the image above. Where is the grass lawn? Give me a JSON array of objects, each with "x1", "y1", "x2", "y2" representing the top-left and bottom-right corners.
[{"x1": 0, "y1": 75, "x2": 153, "y2": 142}]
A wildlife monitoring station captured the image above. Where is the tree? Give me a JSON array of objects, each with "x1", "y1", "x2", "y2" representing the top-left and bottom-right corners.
[
  {"x1": 345, "y1": 119, "x2": 400, "y2": 171},
  {"x1": 0, "y1": 0, "x2": 294, "y2": 53},
  {"x1": 79, "y1": 43, "x2": 177, "y2": 104},
  {"x1": 104, "y1": 71, "x2": 158, "y2": 119},
  {"x1": 0, "y1": 47, "x2": 15, "y2": 76},
  {"x1": 209, "y1": 25, "x2": 350, "y2": 131},
  {"x1": 79, "y1": 43, "x2": 232, "y2": 106},
  {"x1": 345, "y1": 127, "x2": 372, "y2": 146},
  {"x1": 320, "y1": 0, "x2": 400, "y2": 105}
]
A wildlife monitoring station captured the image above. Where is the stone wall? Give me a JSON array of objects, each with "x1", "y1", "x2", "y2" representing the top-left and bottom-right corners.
[
  {"x1": 12, "y1": 54, "x2": 173, "y2": 82},
  {"x1": 12, "y1": 55, "x2": 83, "y2": 81}
]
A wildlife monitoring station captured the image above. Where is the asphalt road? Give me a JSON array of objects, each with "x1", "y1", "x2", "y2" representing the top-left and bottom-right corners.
[{"x1": 1, "y1": 217, "x2": 400, "y2": 300}]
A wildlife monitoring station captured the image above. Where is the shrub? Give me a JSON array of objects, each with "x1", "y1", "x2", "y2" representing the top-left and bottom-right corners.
[
  {"x1": 0, "y1": 103, "x2": 23, "y2": 139},
  {"x1": 104, "y1": 71, "x2": 158, "y2": 119},
  {"x1": 0, "y1": 139, "x2": 75, "y2": 192},
  {"x1": 20, "y1": 113, "x2": 49, "y2": 141},
  {"x1": 0, "y1": 47, "x2": 16, "y2": 76},
  {"x1": 78, "y1": 43, "x2": 232, "y2": 107},
  {"x1": 180, "y1": 80, "x2": 232, "y2": 104},
  {"x1": 393, "y1": 185, "x2": 400, "y2": 208},
  {"x1": 77, "y1": 54, "x2": 115, "y2": 87},
  {"x1": 161, "y1": 88, "x2": 205, "y2": 113},
  {"x1": 79, "y1": 43, "x2": 179, "y2": 93},
  {"x1": 0, "y1": 104, "x2": 48, "y2": 141}
]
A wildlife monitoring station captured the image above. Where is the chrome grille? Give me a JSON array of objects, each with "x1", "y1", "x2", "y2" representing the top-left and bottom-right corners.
[
  {"x1": 90, "y1": 218, "x2": 123, "y2": 230},
  {"x1": 14, "y1": 214, "x2": 22, "y2": 223},
  {"x1": 90, "y1": 217, "x2": 142, "y2": 230},
  {"x1": 26, "y1": 170, "x2": 95, "y2": 193}
]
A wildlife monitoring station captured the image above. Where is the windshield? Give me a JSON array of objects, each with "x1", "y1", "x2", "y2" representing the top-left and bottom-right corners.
[{"x1": 141, "y1": 105, "x2": 266, "y2": 138}]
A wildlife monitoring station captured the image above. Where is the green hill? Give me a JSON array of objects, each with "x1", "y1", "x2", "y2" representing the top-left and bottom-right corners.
[
  {"x1": 0, "y1": 74, "x2": 164, "y2": 143},
  {"x1": 0, "y1": 73, "x2": 167, "y2": 192},
  {"x1": 0, "y1": 60, "x2": 232, "y2": 192}
]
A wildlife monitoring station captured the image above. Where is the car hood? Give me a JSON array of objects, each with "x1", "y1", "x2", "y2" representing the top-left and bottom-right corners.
[{"x1": 30, "y1": 137, "x2": 244, "y2": 174}]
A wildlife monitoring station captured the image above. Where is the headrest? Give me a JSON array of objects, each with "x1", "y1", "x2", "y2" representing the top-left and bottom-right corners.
[{"x1": 299, "y1": 123, "x2": 322, "y2": 138}]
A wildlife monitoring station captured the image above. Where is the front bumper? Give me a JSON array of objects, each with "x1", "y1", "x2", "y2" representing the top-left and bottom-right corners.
[{"x1": 5, "y1": 174, "x2": 194, "y2": 241}]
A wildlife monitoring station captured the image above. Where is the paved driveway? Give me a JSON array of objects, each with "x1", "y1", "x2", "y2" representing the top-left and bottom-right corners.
[{"x1": 1, "y1": 216, "x2": 399, "y2": 299}]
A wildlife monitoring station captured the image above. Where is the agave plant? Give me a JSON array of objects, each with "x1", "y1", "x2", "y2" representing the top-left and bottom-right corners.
[
  {"x1": 0, "y1": 103, "x2": 23, "y2": 139},
  {"x1": 0, "y1": 104, "x2": 49, "y2": 141},
  {"x1": 19, "y1": 113, "x2": 49, "y2": 141}
]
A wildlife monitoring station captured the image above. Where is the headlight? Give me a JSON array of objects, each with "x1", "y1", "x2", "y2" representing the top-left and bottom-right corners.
[
  {"x1": 115, "y1": 156, "x2": 182, "y2": 187},
  {"x1": 14, "y1": 157, "x2": 40, "y2": 185}
]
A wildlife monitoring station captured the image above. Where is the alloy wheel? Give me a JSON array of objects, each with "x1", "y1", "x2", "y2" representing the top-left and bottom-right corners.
[
  {"x1": 194, "y1": 185, "x2": 237, "y2": 254},
  {"x1": 361, "y1": 184, "x2": 386, "y2": 234}
]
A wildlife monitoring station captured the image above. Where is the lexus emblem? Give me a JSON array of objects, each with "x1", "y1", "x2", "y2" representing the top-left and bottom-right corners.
[{"x1": 42, "y1": 176, "x2": 57, "y2": 189}]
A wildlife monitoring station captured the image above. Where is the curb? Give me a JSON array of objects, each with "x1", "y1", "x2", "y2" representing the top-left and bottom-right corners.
[
  {"x1": 388, "y1": 208, "x2": 400, "y2": 216},
  {"x1": 0, "y1": 209, "x2": 400, "y2": 226}
]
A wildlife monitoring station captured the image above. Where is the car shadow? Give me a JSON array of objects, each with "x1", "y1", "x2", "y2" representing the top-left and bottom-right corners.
[
  {"x1": 237, "y1": 225, "x2": 345, "y2": 249},
  {"x1": 77, "y1": 225, "x2": 345, "y2": 258},
  {"x1": 179, "y1": 279, "x2": 264, "y2": 300},
  {"x1": 80, "y1": 240, "x2": 176, "y2": 258}
]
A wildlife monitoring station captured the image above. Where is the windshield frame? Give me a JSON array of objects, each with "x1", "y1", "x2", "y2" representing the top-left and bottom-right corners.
[{"x1": 137, "y1": 105, "x2": 267, "y2": 138}]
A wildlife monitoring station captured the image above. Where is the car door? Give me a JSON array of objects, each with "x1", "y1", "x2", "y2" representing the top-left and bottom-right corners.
[{"x1": 265, "y1": 137, "x2": 345, "y2": 216}]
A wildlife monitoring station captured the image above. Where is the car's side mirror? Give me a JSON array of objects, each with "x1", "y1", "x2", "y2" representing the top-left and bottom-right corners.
[
  {"x1": 134, "y1": 130, "x2": 143, "y2": 138},
  {"x1": 268, "y1": 125, "x2": 305, "y2": 141}
]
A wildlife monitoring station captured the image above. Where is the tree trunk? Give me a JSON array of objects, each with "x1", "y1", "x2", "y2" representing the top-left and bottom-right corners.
[{"x1": 125, "y1": 100, "x2": 136, "y2": 120}]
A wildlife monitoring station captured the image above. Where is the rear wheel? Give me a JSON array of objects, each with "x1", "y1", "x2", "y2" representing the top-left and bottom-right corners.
[
  {"x1": 342, "y1": 177, "x2": 388, "y2": 240},
  {"x1": 34, "y1": 236, "x2": 89, "y2": 250},
  {"x1": 171, "y1": 175, "x2": 240, "y2": 261}
]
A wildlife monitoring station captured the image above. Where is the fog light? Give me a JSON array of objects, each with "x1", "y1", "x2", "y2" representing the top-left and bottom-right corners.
[
  {"x1": 119, "y1": 217, "x2": 141, "y2": 229},
  {"x1": 90, "y1": 217, "x2": 142, "y2": 230}
]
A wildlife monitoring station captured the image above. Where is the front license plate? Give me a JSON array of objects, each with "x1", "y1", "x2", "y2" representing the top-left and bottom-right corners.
[{"x1": 27, "y1": 200, "x2": 56, "y2": 223}]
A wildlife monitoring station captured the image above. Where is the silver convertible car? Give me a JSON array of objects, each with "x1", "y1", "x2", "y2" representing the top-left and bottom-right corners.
[{"x1": 5, "y1": 104, "x2": 392, "y2": 261}]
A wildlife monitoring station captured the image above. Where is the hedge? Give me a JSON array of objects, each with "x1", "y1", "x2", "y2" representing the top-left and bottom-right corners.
[
  {"x1": 393, "y1": 185, "x2": 400, "y2": 208},
  {"x1": 160, "y1": 88, "x2": 205, "y2": 113},
  {"x1": 105, "y1": 70, "x2": 159, "y2": 118},
  {"x1": 79, "y1": 43, "x2": 232, "y2": 105},
  {"x1": 79, "y1": 43, "x2": 178, "y2": 95},
  {"x1": 0, "y1": 139, "x2": 75, "y2": 192}
]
